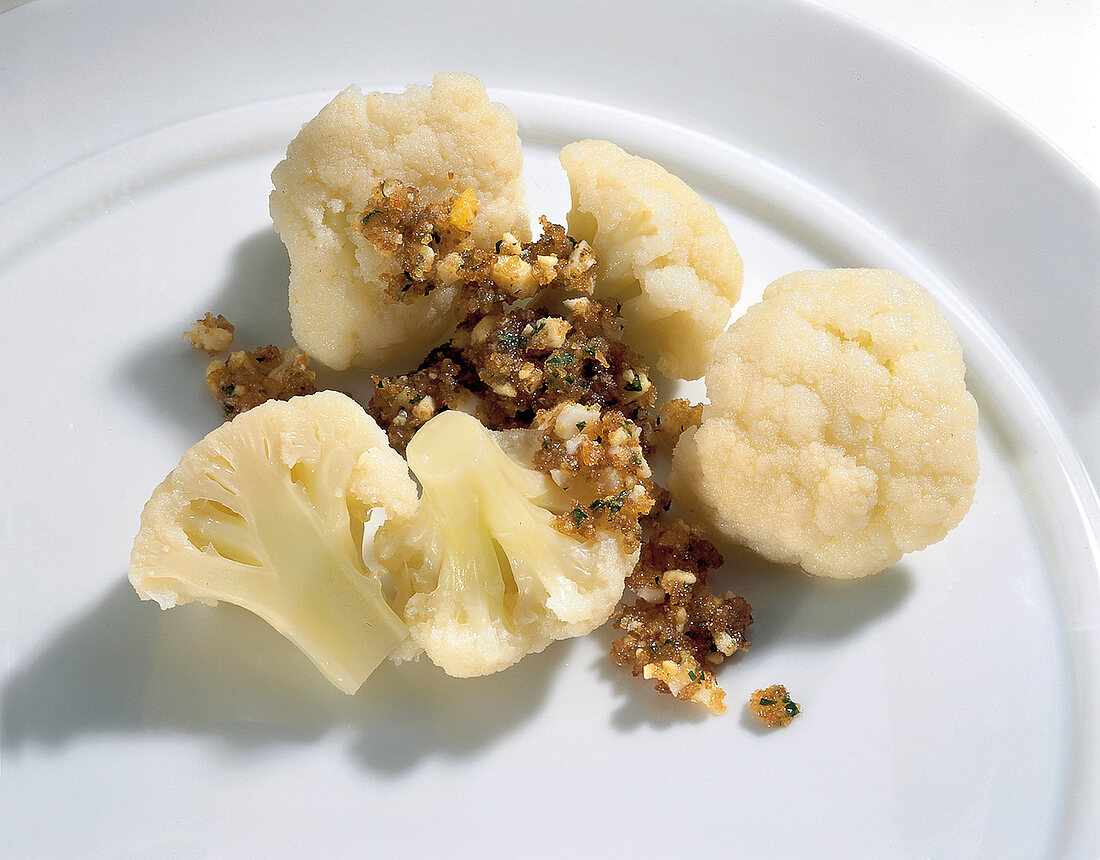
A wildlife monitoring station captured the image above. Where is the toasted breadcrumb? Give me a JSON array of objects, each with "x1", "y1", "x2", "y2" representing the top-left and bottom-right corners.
[
  {"x1": 360, "y1": 194, "x2": 665, "y2": 551},
  {"x1": 653, "y1": 398, "x2": 703, "y2": 451},
  {"x1": 360, "y1": 181, "x2": 593, "y2": 320},
  {"x1": 363, "y1": 196, "x2": 658, "y2": 452},
  {"x1": 611, "y1": 521, "x2": 752, "y2": 714},
  {"x1": 206, "y1": 345, "x2": 317, "y2": 419},
  {"x1": 360, "y1": 182, "x2": 475, "y2": 300},
  {"x1": 749, "y1": 684, "x2": 801, "y2": 728},
  {"x1": 183, "y1": 313, "x2": 235, "y2": 356},
  {"x1": 367, "y1": 347, "x2": 480, "y2": 452},
  {"x1": 533, "y1": 403, "x2": 656, "y2": 548}
]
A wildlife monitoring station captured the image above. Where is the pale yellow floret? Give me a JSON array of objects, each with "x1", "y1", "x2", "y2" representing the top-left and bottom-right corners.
[
  {"x1": 671, "y1": 268, "x2": 979, "y2": 578},
  {"x1": 559, "y1": 139, "x2": 743, "y2": 380},
  {"x1": 376, "y1": 410, "x2": 637, "y2": 677},
  {"x1": 128, "y1": 392, "x2": 416, "y2": 693},
  {"x1": 270, "y1": 73, "x2": 530, "y2": 372}
]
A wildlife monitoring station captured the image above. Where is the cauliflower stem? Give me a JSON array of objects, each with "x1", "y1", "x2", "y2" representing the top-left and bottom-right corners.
[
  {"x1": 383, "y1": 410, "x2": 635, "y2": 677},
  {"x1": 131, "y1": 392, "x2": 411, "y2": 694}
]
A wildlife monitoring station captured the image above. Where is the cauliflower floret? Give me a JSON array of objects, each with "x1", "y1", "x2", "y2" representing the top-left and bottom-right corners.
[
  {"x1": 129, "y1": 391, "x2": 417, "y2": 693},
  {"x1": 270, "y1": 72, "x2": 530, "y2": 372},
  {"x1": 671, "y1": 269, "x2": 978, "y2": 578},
  {"x1": 376, "y1": 410, "x2": 638, "y2": 677},
  {"x1": 559, "y1": 139, "x2": 743, "y2": 380}
]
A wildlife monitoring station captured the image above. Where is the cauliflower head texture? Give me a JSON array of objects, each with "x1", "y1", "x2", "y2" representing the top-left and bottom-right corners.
[
  {"x1": 270, "y1": 72, "x2": 530, "y2": 372},
  {"x1": 559, "y1": 139, "x2": 743, "y2": 380},
  {"x1": 671, "y1": 269, "x2": 978, "y2": 578},
  {"x1": 376, "y1": 409, "x2": 637, "y2": 677},
  {"x1": 129, "y1": 391, "x2": 417, "y2": 693}
]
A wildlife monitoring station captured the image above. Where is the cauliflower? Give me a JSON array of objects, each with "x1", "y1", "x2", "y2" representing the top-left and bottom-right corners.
[
  {"x1": 270, "y1": 72, "x2": 530, "y2": 372},
  {"x1": 558, "y1": 139, "x2": 743, "y2": 380},
  {"x1": 129, "y1": 391, "x2": 418, "y2": 693},
  {"x1": 671, "y1": 269, "x2": 978, "y2": 578},
  {"x1": 376, "y1": 409, "x2": 638, "y2": 677}
]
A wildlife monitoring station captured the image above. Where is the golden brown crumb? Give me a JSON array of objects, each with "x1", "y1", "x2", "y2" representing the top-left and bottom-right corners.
[
  {"x1": 357, "y1": 180, "x2": 747, "y2": 713},
  {"x1": 749, "y1": 685, "x2": 801, "y2": 728},
  {"x1": 359, "y1": 182, "x2": 595, "y2": 320},
  {"x1": 360, "y1": 182, "x2": 473, "y2": 301},
  {"x1": 532, "y1": 403, "x2": 656, "y2": 548},
  {"x1": 363, "y1": 189, "x2": 660, "y2": 458},
  {"x1": 366, "y1": 347, "x2": 479, "y2": 453},
  {"x1": 652, "y1": 398, "x2": 703, "y2": 451},
  {"x1": 183, "y1": 313, "x2": 234, "y2": 356},
  {"x1": 205, "y1": 345, "x2": 317, "y2": 419},
  {"x1": 459, "y1": 296, "x2": 656, "y2": 429},
  {"x1": 611, "y1": 521, "x2": 752, "y2": 714}
]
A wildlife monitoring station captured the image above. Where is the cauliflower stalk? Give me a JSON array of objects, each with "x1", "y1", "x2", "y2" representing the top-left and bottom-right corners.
[
  {"x1": 559, "y1": 139, "x2": 743, "y2": 380},
  {"x1": 671, "y1": 269, "x2": 978, "y2": 578},
  {"x1": 129, "y1": 391, "x2": 417, "y2": 693},
  {"x1": 377, "y1": 410, "x2": 638, "y2": 677},
  {"x1": 270, "y1": 72, "x2": 530, "y2": 372}
]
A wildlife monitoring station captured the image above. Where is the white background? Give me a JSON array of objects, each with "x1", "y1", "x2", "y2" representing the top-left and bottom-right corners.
[
  {"x1": 1, "y1": 2, "x2": 1098, "y2": 857},
  {"x1": 819, "y1": 0, "x2": 1099, "y2": 182},
  {"x1": 1, "y1": 0, "x2": 1097, "y2": 181}
]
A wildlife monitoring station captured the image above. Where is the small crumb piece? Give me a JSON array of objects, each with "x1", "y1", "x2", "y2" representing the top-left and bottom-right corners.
[
  {"x1": 448, "y1": 187, "x2": 478, "y2": 232},
  {"x1": 366, "y1": 348, "x2": 479, "y2": 453},
  {"x1": 653, "y1": 398, "x2": 703, "y2": 450},
  {"x1": 643, "y1": 653, "x2": 726, "y2": 715},
  {"x1": 611, "y1": 520, "x2": 752, "y2": 713},
  {"x1": 183, "y1": 313, "x2": 234, "y2": 356},
  {"x1": 749, "y1": 684, "x2": 801, "y2": 728},
  {"x1": 205, "y1": 345, "x2": 317, "y2": 419},
  {"x1": 535, "y1": 404, "x2": 656, "y2": 548}
]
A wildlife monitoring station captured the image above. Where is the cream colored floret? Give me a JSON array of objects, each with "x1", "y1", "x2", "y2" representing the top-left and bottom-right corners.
[
  {"x1": 559, "y1": 139, "x2": 743, "y2": 380},
  {"x1": 270, "y1": 72, "x2": 530, "y2": 372},
  {"x1": 129, "y1": 392, "x2": 416, "y2": 693},
  {"x1": 377, "y1": 411, "x2": 637, "y2": 677},
  {"x1": 671, "y1": 269, "x2": 979, "y2": 578}
]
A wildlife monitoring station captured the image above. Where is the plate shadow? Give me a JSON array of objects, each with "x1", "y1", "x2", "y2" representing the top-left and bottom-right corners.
[{"x1": 1, "y1": 578, "x2": 560, "y2": 775}]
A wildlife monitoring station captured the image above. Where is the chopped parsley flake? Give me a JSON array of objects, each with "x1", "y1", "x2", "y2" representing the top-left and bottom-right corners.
[
  {"x1": 497, "y1": 330, "x2": 522, "y2": 349},
  {"x1": 545, "y1": 352, "x2": 574, "y2": 367}
]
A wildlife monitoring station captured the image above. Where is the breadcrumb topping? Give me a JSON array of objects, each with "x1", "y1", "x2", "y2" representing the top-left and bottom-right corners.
[
  {"x1": 360, "y1": 181, "x2": 595, "y2": 320},
  {"x1": 653, "y1": 397, "x2": 703, "y2": 452},
  {"x1": 183, "y1": 313, "x2": 235, "y2": 356},
  {"x1": 533, "y1": 403, "x2": 656, "y2": 548},
  {"x1": 205, "y1": 344, "x2": 317, "y2": 419},
  {"x1": 362, "y1": 188, "x2": 658, "y2": 462},
  {"x1": 749, "y1": 684, "x2": 801, "y2": 728},
  {"x1": 366, "y1": 347, "x2": 479, "y2": 453},
  {"x1": 611, "y1": 520, "x2": 753, "y2": 714}
]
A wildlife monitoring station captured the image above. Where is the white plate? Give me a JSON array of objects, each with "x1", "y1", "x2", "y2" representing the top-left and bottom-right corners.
[{"x1": 2, "y1": 2, "x2": 1098, "y2": 858}]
